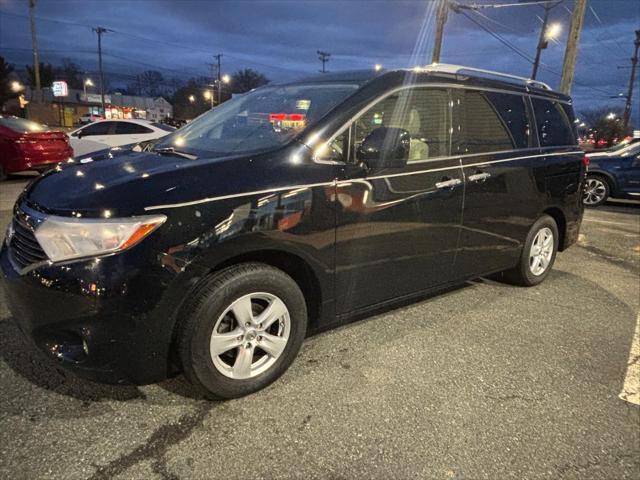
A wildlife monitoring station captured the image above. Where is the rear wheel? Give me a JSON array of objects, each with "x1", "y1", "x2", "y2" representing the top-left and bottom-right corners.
[
  {"x1": 500, "y1": 215, "x2": 559, "y2": 287},
  {"x1": 177, "y1": 263, "x2": 307, "y2": 399},
  {"x1": 583, "y1": 175, "x2": 609, "y2": 207}
]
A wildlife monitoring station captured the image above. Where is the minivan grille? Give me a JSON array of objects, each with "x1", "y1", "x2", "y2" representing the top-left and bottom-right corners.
[{"x1": 8, "y1": 211, "x2": 48, "y2": 270}]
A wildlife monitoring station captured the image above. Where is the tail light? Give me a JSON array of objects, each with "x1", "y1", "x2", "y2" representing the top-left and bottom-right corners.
[
  {"x1": 14, "y1": 136, "x2": 37, "y2": 144},
  {"x1": 582, "y1": 155, "x2": 589, "y2": 169}
]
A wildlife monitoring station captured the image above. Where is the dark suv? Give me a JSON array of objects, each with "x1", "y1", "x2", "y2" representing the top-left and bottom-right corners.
[
  {"x1": 583, "y1": 142, "x2": 640, "y2": 206},
  {"x1": 1, "y1": 65, "x2": 585, "y2": 399}
]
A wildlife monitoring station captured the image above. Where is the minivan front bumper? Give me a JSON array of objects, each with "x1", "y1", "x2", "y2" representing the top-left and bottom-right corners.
[{"x1": 0, "y1": 239, "x2": 202, "y2": 385}]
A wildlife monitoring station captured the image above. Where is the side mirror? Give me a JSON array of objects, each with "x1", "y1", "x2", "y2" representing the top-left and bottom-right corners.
[{"x1": 356, "y1": 127, "x2": 410, "y2": 169}]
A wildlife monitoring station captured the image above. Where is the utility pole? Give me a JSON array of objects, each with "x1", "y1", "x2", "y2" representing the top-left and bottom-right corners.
[
  {"x1": 559, "y1": 0, "x2": 587, "y2": 95},
  {"x1": 93, "y1": 27, "x2": 109, "y2": 115},
  {"x1": 214, "y1": 53, "x2": 223, "y2": 106},
  {"x1": 531, "y1": 3, "x2": 551, "y2": 79},
  {"x1": 622, "y1": 30, "x2": 640, "y2": 130},
  {"x1": 28, "y1": 0, "x2": 41, "y2": 94},
  {"x1": 317, "y1": 50, "x2": 331, "y2": 73},
  {"x1": 432, "y1": 0, "x2": 449, "y2": 64}
]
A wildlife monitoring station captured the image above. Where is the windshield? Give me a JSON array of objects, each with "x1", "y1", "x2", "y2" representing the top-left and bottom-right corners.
[
  {"x1": 155, "y1": 83, "x2": 358, "y2": 156},
  {"x1": 0, "y1": 116, "x2": 46, "y2": 133},
  {"x1": 615, "y1": 142, "x2": 640, "y2": 156}
]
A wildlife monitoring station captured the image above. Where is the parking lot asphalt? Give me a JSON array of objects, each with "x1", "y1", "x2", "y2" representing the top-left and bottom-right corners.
[{"x1": 0, "y1": 175, "x2": 638, "y2": 480}]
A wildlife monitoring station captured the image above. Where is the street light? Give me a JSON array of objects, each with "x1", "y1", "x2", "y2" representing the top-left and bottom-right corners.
[
  {"x1": 188, "y1": 94, "x2": 195, "y2": 103},
  {"x1": 83, "y1": 78, "x2": 94, "y2": 99},
  {"x1": 11, "y1": 81, "x2": 23, "y2": 93},
  {"x1": 222, "y1": 74, "x2": 231, "y2": 84},
  {"x1": 374, "y1": 64, "x2": 382, "y2": 72},
  {"x1": 204, "y1": 89, "x2": 214, "y2": 109},
  {"x1": 545, "y1": 23, "x2": 562, "y2": 41},
  {"x1": 606, "y1": 112, "x2": 616, "y2": 120}
]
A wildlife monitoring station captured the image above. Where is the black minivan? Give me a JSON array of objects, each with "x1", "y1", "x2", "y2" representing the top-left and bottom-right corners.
[{"x1": 1, "y1": 65, "x2": 585, "y2": 398}]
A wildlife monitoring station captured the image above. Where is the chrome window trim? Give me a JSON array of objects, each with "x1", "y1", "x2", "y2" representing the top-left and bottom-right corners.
[
  {"x1": 311, "y1": 82, "x2": 573, "y2": 166},
  {"x1": 145, "y1": 150, "x2": 583, "y2": 211}
]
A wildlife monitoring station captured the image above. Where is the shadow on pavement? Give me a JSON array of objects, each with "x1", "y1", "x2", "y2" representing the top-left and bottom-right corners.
[
  {"x1": 0, "y1": 314, "x2": 208, "y2": 402},
  {"x1": 0, "y1": 317, "x2": 146, "y2": 401},
  {"x1": 596, "y1": 199, "x2": 640, "y2": 214}
]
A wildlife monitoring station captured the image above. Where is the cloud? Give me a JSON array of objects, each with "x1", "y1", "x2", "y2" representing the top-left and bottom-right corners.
[{"x1": 0, "y1": 0, "x2": 637, "y2": 122}]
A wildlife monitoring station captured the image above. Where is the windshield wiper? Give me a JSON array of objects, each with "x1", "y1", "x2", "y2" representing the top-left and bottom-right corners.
[{"x1": 153, "y1": 147, "x2": 198, "y2": 160}]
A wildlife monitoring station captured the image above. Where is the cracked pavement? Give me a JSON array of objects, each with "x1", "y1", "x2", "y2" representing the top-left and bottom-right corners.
[{"x1": 0, "y1": 176, "x2": 639, "y2": 479}]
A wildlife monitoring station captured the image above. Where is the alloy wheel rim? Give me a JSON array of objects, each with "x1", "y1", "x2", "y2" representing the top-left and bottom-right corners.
[
  {"x1": 210, "y1": 292, "x2": 290, "y2": 379},
  {"x1": 583, "y1": 178, "x2": 606, "y2": 205},
  {"x1": 529, "y1": 227, "x2": 554, "y2": 276}
]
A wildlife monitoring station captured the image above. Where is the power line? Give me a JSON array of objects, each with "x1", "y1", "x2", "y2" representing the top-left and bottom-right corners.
[
  {"x1": 459, "y1": 9, "x2": 536, "y2": 63},
  {"x1": 0, "y1": 9, "x2": 309, "y2": 75},
  {"x1": 460, "y1": 8, "x2": 623, "y2": 97},
  {"x1": 460, "y1": 1, "x2": 562, "y2": 8}
]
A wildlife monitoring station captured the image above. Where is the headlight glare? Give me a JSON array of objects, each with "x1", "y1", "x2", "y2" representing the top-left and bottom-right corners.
[{"x1": 34, "y1": 214, "x2": 167, "y2": 262}]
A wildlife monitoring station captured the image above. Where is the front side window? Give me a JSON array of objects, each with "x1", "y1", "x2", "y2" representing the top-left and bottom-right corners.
[
  {"x1": 532, "y1": 98, "x2": 576, "y2": 147},
  {"x1": 155, "y1": 83, "x2": 359, "y2": 156},
  {"x1": 458, "y1": 91, "x2": 515, "y2": 154},
  {"x1": 353, "y1": 87, "x2": 450, "y2": 163}
]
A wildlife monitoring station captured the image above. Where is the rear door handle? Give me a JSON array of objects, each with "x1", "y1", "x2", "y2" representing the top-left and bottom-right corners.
[
  {"x1": 435, "y1": 178, "x2": 462, "y2": 189},
  {"x1": 468, "y1": 172, "x2": 491, "y2": 183}
]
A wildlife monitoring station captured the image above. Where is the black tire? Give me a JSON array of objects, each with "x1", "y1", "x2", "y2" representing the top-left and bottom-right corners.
[
  {"x1": 177, "y1": 262, "x2": 307, "y2": 400},
  {"x1": 583, "y1": 174, "x2": 610, "y2": 207},
  {"x1": 500, "y1": 215, "x2": 559, "y2": 287}
]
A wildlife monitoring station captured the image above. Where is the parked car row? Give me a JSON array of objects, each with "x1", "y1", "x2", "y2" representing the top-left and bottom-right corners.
[{"x1": 0, "y1": 116, "x2": 174, "y2": 180}]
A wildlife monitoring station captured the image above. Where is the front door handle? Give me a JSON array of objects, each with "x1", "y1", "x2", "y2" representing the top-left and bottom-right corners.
[
  {"x1": 468, "y1": 172, "x2": 491, "y2": 183},
  {"x1": 435, "y1": 177, "x2": 462, "y2": 189}
]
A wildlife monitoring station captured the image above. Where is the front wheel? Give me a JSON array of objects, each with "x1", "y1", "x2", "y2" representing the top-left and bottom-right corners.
[
  {"x1": 500, "y1": 215, "x2": 559, "y2": 287},
  {"x1": 583, "y1": 175, "x2": 610, "y2": 207},
  {"x1": 177, "y1": 263, "x2": 307, "y2": 399}
]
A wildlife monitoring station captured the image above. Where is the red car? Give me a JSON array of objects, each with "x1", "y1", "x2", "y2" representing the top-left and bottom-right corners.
[{"x1": 0, "y1": 115, "x2": 73, "y2": 180}]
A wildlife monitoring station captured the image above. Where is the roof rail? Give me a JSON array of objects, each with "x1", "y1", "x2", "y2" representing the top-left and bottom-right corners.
[{"x1": 419, "y1": 63, "x2": 552, "y2": 91}]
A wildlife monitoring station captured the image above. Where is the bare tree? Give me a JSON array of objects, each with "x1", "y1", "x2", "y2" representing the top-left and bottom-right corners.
[{"x1": 231, "y1": 69, "x2": 269, "y2": 94}]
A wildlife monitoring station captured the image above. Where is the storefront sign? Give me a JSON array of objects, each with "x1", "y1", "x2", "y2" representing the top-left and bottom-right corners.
[
  {"x1": 83, "y1": 93, "x2": 111, "y2": 104},
  {"x1": 52, "y1": 81, "x2": 68, "y2": 97}
]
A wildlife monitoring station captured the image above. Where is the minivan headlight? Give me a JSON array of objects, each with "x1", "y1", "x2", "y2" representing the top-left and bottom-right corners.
[{"x1": 34, "y1": 214, "x2": 167, "y2": 262}]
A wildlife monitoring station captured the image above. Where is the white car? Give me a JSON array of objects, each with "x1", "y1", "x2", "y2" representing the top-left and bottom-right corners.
[
  {"x1": 69, "y1": 119, "x2": 174, "y2": 157},
  {"x1": 78, "y1": 113, "x2": 104, "y2": 124}
]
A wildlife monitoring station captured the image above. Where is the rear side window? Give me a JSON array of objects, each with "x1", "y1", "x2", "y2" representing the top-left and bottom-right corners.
[
  {"x1": 532, "y1": 98, "x2": 576, "y2": 147},
  {"x1": 115, "y1": 122, "x2": 154, "y2": 135},
  {"x1": 459, "y1": 91, "x2": 515, "y2": 154},
  {"x1": 484, "y1": 92, "x2": 530, "y2": 149},
  {"x1": 79, "y1": 122, "x2": 114, "y2": 136}
]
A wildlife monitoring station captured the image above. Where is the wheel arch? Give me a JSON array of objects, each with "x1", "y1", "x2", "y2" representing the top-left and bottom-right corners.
[
  {"x1": 210, "y1": 249, "x2": 324, "y2": 328},
  {"x1": 586, "y1": 169, "x2": 618, "y2": 195},
  {"x1": 167, "y1": 246, "x2": 327, "y2": 374},
  {"x1": 542, "y1": 207, "x2": 567, "y2": 251}
]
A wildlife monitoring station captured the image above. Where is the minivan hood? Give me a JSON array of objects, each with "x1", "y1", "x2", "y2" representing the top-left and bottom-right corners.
[{"x1": 24, "y1": 150, "x2": 267, "y2": 217}]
